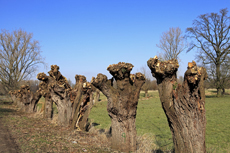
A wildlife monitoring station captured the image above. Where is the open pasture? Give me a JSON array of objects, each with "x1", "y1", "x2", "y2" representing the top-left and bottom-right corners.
[{"x1": 89, "y1": 89, "x2": 230, "y2": 152}]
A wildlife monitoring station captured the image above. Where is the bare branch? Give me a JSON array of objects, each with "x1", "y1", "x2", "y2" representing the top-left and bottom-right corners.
[
  {"x1": 186, "y1": 8, "x2": 230, "y2": 96},
  {"x1": 156, "y1": 27, "x2": 187, "y2": 62},
  {"x1": 0, "y1": 29, "x2": 45, "y2": 92}
]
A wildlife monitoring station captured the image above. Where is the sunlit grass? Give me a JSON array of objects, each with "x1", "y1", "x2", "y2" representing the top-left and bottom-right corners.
[{"x1": 89, "y1": 89, "x2": 230, "y2": 151}]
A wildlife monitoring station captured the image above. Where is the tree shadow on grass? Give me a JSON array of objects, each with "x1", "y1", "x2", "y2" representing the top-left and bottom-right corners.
[
  {"x1": 149, "y1": 122, "x2": 174, "y2": 152},
  {"x1": 0, "y1": 107, "x2": 16, "y2": 116},
  {"x1": 206, "y1": 94, "x2": 230, "y2": 98},
  {"x1": 0, "y1": 101, "x2": 16, "y2": 116},
  {"x1": 206, "y1": 95, "x2": 217, "y2": 98}
]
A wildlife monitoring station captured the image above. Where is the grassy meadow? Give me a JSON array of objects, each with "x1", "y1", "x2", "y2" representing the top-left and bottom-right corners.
[
  {"x1": 89, "y1": 89, "x2": 230, "y2": 152},
  {"x1": 2, "y1": 89, "x2": 229, "y2": 152}
]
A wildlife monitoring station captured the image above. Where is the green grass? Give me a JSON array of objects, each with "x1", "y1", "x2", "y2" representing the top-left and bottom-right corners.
[
  {"x1": 37, "y1": 97, "x2": 58, "y2": 114},
  {"x1": 206, "y1": 96, "x2": 230, "y2": 152},
  {"x1": 89, "y1": 89, "x2": 230, "y2": 152},
  {"x1": 2, "y1": 89, "x2": 229, "y2": 152}
]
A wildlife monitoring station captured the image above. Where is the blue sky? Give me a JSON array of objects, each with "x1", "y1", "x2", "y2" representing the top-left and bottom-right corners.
[{"x1": 0, "y1": 0, "x2": 229, "y2": 82}]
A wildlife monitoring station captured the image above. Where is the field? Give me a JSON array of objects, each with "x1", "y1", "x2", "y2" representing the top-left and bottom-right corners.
[
  {"x1": 89, "y1": 89, "x2": 230, "y2": 152},
  {"x1": 0, "y1": 89, "x2": 230, "y2": 152}
]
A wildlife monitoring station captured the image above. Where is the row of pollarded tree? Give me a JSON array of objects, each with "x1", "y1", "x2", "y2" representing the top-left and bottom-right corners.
[
  {"x1": 9, "y1": 85, "x2": 42, "y2": 113},
  {"x1": 10, "y1": 65, "x2": 100, "y2": 131},
  {"x1": 10, "y1": 57, "x2": 208, "y2": 153}
]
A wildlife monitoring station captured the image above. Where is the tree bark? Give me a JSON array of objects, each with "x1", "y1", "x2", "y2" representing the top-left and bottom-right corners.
[
  {"x1": 43, "y1": 94, "x2": 53, "y2": 119},
  {"x1": 78, "y1": 84, "x2": 94, "y2": 131},
  {"x1": 9, "y1": 91, "x2": 17, "y2": 105},
  {"x1": 70, "y1": 75, "x2": 86, "y2": 130},
  {"x1": 91, "y1": 62, "x2": 145, "y2": 152},
  {"x1": 9, "y1": 90, "x2": 23, "y2": 109},
  {"x1": 47, "y1": 65, "x2": 72, "y2": 126},
  {"x1": 15, "y1": 91, "x2": 24, "y2": 110},
  {"x1": 94, "y1": 89, "x2": 100, "y2": 104},
  {"x1": 147, "y1": 56, "x2": 207, "y2": 153},
  {"x1": 222, "y1": 88, "x2": 225, "y2": 95},
  {"x1": 37, "y1": 73, "x2": 55, "y2": 119},
  {"x1": 28, "y1": 90, "x2": 42, "y2": 113},
  {"x1": 71, "y1": 75, "x2": 86, "y2": 120},
  {"x1": 216, "y1": 63, "x2": 222, "y2": 97},
  {"x1": 10, "y1": 85, "x2": 42, "y2": 113},
  {"x1": 49, "y1": 83, "x2": 72, "y2": 125}
]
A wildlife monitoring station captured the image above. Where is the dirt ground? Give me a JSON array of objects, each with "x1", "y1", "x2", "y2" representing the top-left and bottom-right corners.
[
  {"x1": 0, "y1": 117, "x2": 20, "y2": 153},
  {"x1": 0, "y1": 101, "x2": 112, "y2": 153}
]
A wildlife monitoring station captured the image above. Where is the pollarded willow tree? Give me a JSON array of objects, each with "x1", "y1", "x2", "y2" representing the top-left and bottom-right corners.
[
  {"x1": 71, "y1": 75, "x2": 94, "y2": 131},
  {"x1": 38, "y1": 65, "x2": 94, "y2": 129},
  {"x1": 9, "y1": 85, "x2": 41, "y2": 113},
  {"x1": 20, "y1": 85, "x2": 41, "y2": 113},
  {"x1": 46, "y1": 65, "x2": 72, "y2": 125},
  {"x1": 147, "y1": 56, "x2": 207, "y2": 153},
  {"x1": 9, "y1": 88, "x2": 24, "y2": 110},
  {"x1": 37, "y1": 72, "x2": 54, "y2": 119},
  {"x1": 75, "y1": 82, "x2": 94, "y2": 131},
  {"x1": 91, "y1": 62, "x2": 145, "y2": 152}
]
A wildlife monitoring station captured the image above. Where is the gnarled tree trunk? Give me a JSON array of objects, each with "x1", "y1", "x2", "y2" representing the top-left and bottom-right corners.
[
  {"x1": 71, "y1": 75, "x2": 94, "y2": 131},
  {"x1": 28, "y1": 90, "x2": 42, "y2": 113},
  {"x1": 47, "y1": 65, "x2": 72, "y2": 126},
  {"x1": 15, "y1": 91, "x2": 24, "y2": 110},
  {"x1": 70, "y1": 75, "x2": 86, "y2": 129},
  {"x1": 38, "y1": 66, "x2": 94, "y2": 128},
  {"x1": 49, "y1": 85, "x2": 72, "y2": 125},
  {"x1": 9, "y1": 91, "x2": 17, "y2": 105},
  {"x1": 91, "y1": 62, "x2": 145, "y2": 152},
  {"x1": 147, "y1": 56, "x2": 207, "y2": 153},
  {"x1": 43, "y1": 94, "x2": 53, "y2": 119},
  {"x1": 77, "y1": 83, "x2": 93, "y2": 131},
  {"x1": 10, "y1": 85, "x2": 42, "y2": 113},
  {"x1": 37, "y1": 73, "x2": 55, "y2": 119}
]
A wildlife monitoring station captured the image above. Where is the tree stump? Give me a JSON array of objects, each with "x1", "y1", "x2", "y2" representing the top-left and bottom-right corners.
[
  {"x1": 147, "y1": 56, "x2": 207, "y2": 153},
  {"x1": 91, "y1": 62, "x2": 145, "y2": 152}
]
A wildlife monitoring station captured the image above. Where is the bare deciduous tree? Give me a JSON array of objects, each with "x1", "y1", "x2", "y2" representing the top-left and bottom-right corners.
[
  {"x1": 206, "y1": 56, "x2": 230, "y2": 94},
  {"x1": 0, "y1": 29, "x2": 44, "y2": 92},
  {"x1": 186, "y1": 8, "x2": 230, "y2": 97},
  {"x1": 157, "y1": 27, "x2": 187, "y2": 62}
]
